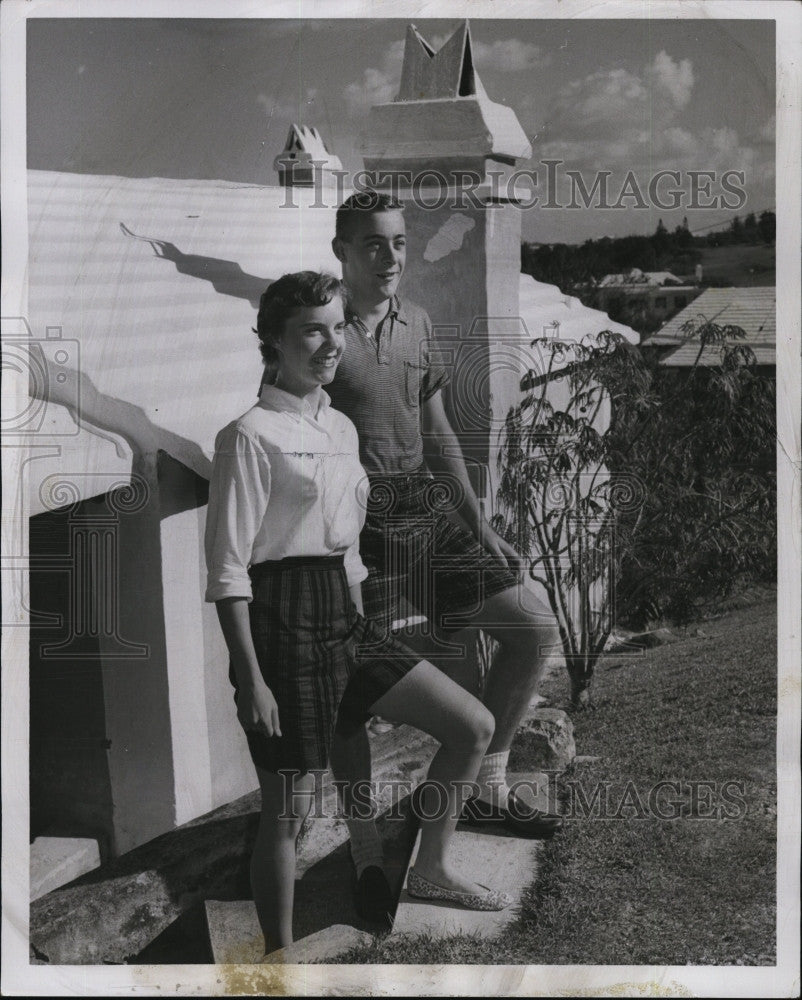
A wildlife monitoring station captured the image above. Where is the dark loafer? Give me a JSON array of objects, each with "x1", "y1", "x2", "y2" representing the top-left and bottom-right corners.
[
  {"x1": 460, "y1": 790, "x2": 563, "y2": 839},
  {"x1": 353, "y1": 864, "x2": 394, "y2": 927}
]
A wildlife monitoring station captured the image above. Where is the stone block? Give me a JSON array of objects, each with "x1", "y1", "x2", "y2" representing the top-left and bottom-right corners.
[
  {"x1": 205, "y1": 900, "x2": 264, "y2": 964},
  {"x1": 30, "y1": 837, "x2": 100, "y2": 901},
  {"x1": 263, "y1": 925, "x2": 373, "y2": 965},
  {"x1": 205, "y1": 902, "x2": 372, "y2": 965},
  {"x1": 517, "y1": 708, "x2": 576, "y2": 770}
]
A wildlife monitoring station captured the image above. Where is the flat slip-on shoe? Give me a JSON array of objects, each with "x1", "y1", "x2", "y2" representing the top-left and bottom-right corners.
[
  {"x1": 406, "y1": 868, "x2": 513, "y2": 911},
  {"x1": 460, "y1": 792, "x2": 563, "y2": 839}
]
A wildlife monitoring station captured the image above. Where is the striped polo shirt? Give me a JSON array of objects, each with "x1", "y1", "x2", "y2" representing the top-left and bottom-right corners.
[{"x1": 326, "y1": 296, "x2": 451, "y2": 475}]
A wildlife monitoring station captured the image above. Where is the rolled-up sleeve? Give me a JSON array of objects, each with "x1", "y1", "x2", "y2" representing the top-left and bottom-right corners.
[
  {"x1": 343, "y1": 541, "x2": 369, "y2": 589},
  {"x1": 342, "y1": 419, "x2": 369, "y2": 588},
  {"x1": 204, "y1": 423, "x2": 271, "y2": 603}
]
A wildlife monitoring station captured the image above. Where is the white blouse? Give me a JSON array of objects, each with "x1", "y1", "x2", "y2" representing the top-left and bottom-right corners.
[{"x1": 204, "y1": 385, "x2": 369, "y2": 603}]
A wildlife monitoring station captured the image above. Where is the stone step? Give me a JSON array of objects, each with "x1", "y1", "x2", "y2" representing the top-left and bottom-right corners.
[
  {"x1": 205, "y1": 902, "x2": 373, "y2": 965},
  {"x1": 202, "y1": 788, "x2": 421, "y2": 965},
  {"x1": 205, "y1": 901, "x2": 264, "y2": 965},
  {"x1": 30, "y1": 723, "x2": 436, "y2": 964},
  {"x1": 390, "y1": 773, "x2": 552, "y2": 940},
  {"x1": 30, "y1": 837, "x2": 100, "y2": 901},
  {"x1": 263, "y1": 925, "x2": 374, "y2": 965}
]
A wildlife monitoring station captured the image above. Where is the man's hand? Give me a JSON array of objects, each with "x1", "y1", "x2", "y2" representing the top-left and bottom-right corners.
[
  {"x1": 237, "y1": 680, "x2": 282, "y2": 738},
  {"x1": 420, "y1": 392, "x2": 525, "y2": 579},
  {"x1": 476, "y1": 521, "x2": 524, "y2": 578}
]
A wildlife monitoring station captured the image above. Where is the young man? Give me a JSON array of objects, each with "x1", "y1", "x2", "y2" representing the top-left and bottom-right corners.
[{"x1": 324, "y1": 192, "x2": 563, "y2": 922}]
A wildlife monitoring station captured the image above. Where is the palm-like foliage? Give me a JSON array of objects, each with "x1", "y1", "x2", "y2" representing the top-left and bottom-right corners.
[{"x1": 492, "y1": 319, "x2": 775, "y2": 707}]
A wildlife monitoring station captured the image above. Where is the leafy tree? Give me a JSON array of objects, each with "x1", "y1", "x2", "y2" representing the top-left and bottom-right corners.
[
  {"x1": 758, "y1": 210, "x2": 776, "y2": 244},
  {"x1": 492, "y1": 320, "x2": 775, "y2": 708},
  {"x1": 743, "y1": 212, "x2": 759, "y2": 243}
]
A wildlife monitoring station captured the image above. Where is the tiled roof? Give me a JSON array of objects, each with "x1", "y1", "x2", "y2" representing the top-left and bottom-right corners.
[
  {"x1": 26, "y1": 170, "x2": 637, "y2": 511},
  {"x1": 643, "y1": 286, "x2": 775, "y2": 366}
]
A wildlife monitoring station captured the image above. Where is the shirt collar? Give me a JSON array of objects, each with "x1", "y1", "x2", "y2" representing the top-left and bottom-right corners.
[
  {"x1": 259, "y1": 384, "x2": 331, "y2": 420},
  {"x1": 346, "y1": 294, "x2": 408, "y2": 329},
  {"x1": 388, "y1": 295, "x2": 408, "y2": 325}
]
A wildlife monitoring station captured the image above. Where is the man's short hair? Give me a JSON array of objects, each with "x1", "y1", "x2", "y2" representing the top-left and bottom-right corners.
[
  {"x1": 335, "y1": 191, "x2": 404, "y2": 242},
  {"x1": 253, "y1": 271, "x2": 345, "y2": 368}
]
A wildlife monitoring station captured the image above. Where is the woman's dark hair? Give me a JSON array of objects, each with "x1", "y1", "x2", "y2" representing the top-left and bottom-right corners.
[
  {"x1": 334, "y1": 191, "x2": 404, "y2": 242},
  {"x1": 253, "y1": 271, "x2": 346, "y2": 375}
]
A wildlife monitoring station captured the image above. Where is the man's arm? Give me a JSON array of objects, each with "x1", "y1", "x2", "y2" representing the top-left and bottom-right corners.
[{"x1": 421, "y1": 391, "x2": 521, "y2": 574}]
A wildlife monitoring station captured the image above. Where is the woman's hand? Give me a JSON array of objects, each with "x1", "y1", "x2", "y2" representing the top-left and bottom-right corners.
[
  {"x1": 215, "y1": 598, "x2": 282, "y2": 737},
  {"x1": 237, "y1": 679, "x2": 282, "y2": 738}
]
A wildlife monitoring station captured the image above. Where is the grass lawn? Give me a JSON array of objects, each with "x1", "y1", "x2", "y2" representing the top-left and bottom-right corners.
[
  {"x1": 338, "y1": 593, "x2": 777, "y2": 965},
  {"x1": 697, "y1": 244, "x2": 775, "y2": 286}
]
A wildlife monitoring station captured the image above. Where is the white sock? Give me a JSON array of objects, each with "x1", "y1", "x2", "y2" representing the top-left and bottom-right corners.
[
  {"x1": 475, "y1": 750, "x2": 511, "y2": 810},
  {"x1": 346, "y1": 817, "x2": 384, "y2": 878}
]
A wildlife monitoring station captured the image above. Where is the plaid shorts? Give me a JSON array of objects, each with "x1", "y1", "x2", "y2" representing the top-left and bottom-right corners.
[
  {"x1": 357, "y1": 467, "x2": 519, "y2": 633},
  {"x1": 234, "y1": 555, "x2": 420, "y2": 773}
]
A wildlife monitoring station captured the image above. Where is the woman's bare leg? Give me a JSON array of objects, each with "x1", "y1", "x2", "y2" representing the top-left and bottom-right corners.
[
  {"x1": 251, "y1": 766, "x2": 315, "y2": 953},
  {"x1": 368, "y1": 659, "x2": 495, "y2": 894}
]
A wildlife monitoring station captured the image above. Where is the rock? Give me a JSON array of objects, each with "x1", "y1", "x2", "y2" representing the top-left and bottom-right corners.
[
  {"x1": 517, "y1": 708, "x2": 576, "y2": 770},
  {"x1": 633, "y1": 627, "x2": 679, "y2": 648},
  {"x1": 30, "y1": 837, "x2": 100, "y2": 901},
  {"x1": 263, "y1": 925, "x2": 373, "y2": 964},
  {"x1": 607, "y1": 627, "x2": 679, "y2": 652}
]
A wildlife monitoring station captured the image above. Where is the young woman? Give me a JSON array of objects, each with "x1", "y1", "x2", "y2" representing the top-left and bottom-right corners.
[{"x1": 205, "y1": 272, "x2": 512, "y2": 957}]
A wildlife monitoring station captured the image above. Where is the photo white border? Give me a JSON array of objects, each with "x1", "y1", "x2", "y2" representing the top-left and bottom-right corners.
[{"x1": 2, "y1": 0, "x2": 799, "y2": 996}]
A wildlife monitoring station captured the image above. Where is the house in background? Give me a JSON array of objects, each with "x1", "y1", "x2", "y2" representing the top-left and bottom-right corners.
[
  {"x1": 641, "y1": 286, "x2": 776, "y2": 373},
  {"x1": 21, "y1": 20, "x2": 637, "y2": 867},
  {"x1": 591, "y1": 268, "x2": 703, "y2": 329}
]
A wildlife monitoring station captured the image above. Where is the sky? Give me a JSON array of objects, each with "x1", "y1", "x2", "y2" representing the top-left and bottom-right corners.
[{"x1": 26, "y1": 17, "x2": 775, "y2": 244}]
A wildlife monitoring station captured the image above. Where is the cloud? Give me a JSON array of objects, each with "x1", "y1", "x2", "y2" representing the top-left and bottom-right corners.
[
  {"x1": 543, "y1": 50, "x2": 696, "y2": 147},
  {"x1": 342, "y1": 31, "x2": 549, "y2": 117},
  {"x1": 647, "y1": 51, "x2": 694, "y2": 109},
  {"x1": 344, "y1": 67, "x2": 397, "y2": 116},
  {"x1": 472, "y1": 38, "x2": 551, "y2": 71},
  {"x1": 534, "y1": 50, "x2": 771, "y2": 206},
  {"x1": 343, "y1": 39, "x2": 405, "y2": 117},
  {"x1": 429, "y1": 34, "x2": 550, "y2": 72}
]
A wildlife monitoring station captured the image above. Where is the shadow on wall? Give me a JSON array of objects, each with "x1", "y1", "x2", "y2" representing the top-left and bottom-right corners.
[
  {"x1": 32, "y1": 350, "x2": 213, "y2": 481},
  {"x1": 120, "y1": 223, "x2": 272, "y2": 309}
]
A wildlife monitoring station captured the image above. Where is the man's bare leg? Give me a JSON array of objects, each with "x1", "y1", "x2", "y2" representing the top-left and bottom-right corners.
[{"x1": 454, "y1": 582, "x2": 561, "y2": 818}]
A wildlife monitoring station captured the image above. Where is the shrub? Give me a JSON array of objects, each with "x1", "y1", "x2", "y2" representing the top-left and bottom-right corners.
[{"x1": 492, "y1": 319, "x2": 775, "y2": 707}]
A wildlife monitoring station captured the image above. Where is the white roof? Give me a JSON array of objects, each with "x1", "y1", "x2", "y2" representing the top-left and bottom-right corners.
[
  {"x1": 599, "y1": 269, "x2": 685, "y2": 287},
  {"x1": 26, "y1": 170, "x2": 637, "y2": 512}
]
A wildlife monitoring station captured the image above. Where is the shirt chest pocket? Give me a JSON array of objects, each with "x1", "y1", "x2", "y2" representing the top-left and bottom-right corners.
[{"x1": 404, "y1": 360, "x2": 425, "y2": 408}]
